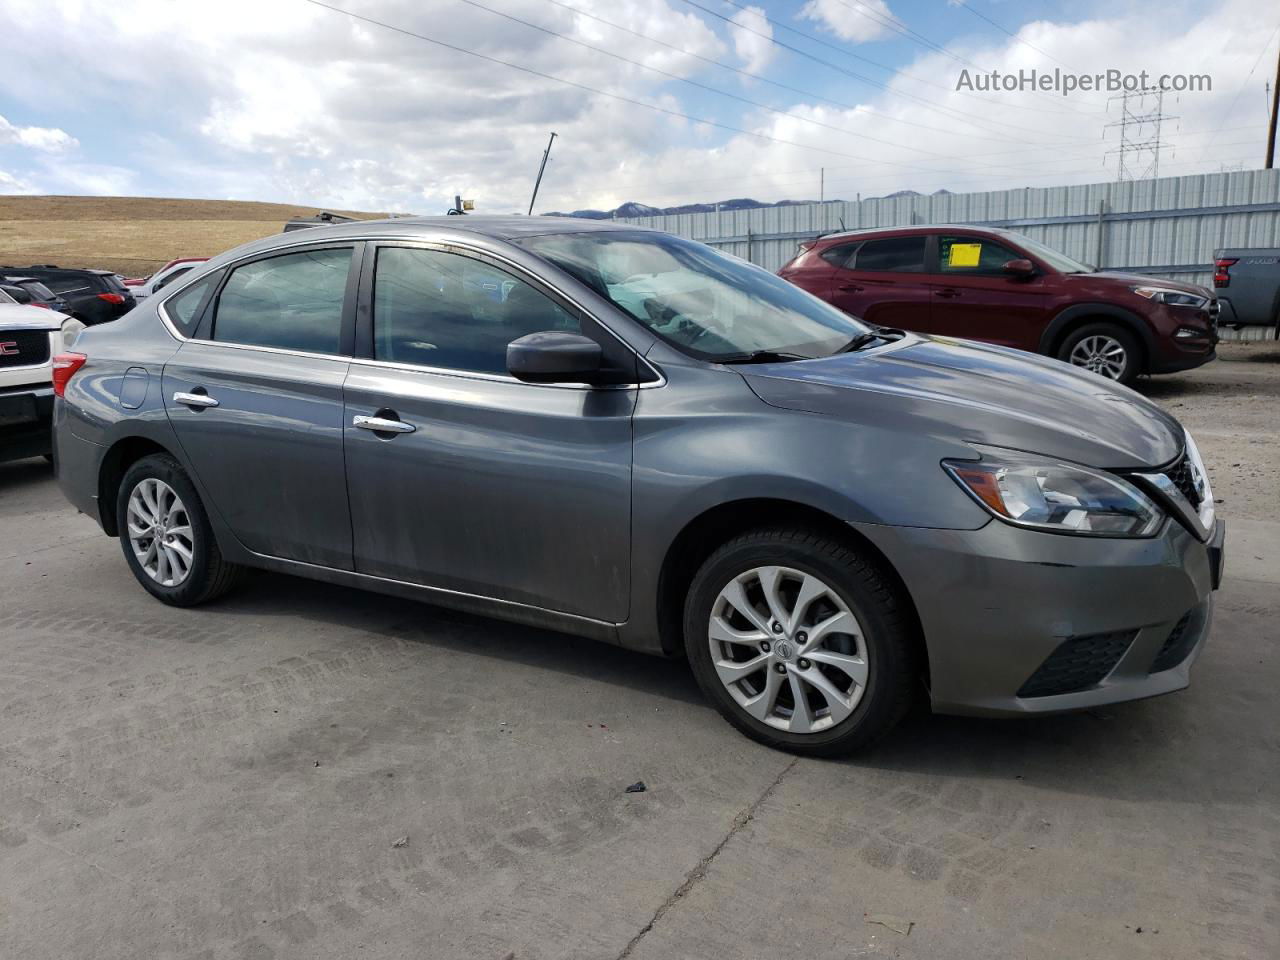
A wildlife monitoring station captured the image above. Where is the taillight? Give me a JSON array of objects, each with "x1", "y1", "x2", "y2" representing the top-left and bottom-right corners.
[
  {"x1": 1213, "y1": 258, "x2": 1237, "y2": 288},
  {"x1": 32, "y1": 301, "x2": 50, "y2": 309},
  {"x1": 51, "y1": 352, "x2": 87, "y2": 397},
  {"x1": 97, "y1": 292, "x2": 125, "y2": 304}
]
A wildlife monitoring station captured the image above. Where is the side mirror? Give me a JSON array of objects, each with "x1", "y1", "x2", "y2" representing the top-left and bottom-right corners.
[
  {"x1": 507, "y1": 331, "x2": 603, "y2": 384},
  {"x1": 1003, "y1": 258, "x2": 1036, "y2": 278}
]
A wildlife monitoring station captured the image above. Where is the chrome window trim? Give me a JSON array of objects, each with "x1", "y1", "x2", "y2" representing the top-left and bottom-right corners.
[{"x1": 155, "y1": 234, "x2": 666, "y2": 390}]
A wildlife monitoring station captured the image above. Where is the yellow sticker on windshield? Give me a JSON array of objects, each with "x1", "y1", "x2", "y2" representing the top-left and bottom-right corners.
[{"x1": 948, "y1": 243, "x2": 982, "y2": 268}]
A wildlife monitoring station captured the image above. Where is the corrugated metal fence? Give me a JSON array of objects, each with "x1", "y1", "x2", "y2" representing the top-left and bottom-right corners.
[{"x1": 620, "y1": 169, "x2": 1280, "y2": 290}]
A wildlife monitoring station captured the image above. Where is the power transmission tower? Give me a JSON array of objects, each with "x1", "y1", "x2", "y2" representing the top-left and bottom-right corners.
[{"x1": 1104, "y1": 88, "x2": 1178, "y2": 181}]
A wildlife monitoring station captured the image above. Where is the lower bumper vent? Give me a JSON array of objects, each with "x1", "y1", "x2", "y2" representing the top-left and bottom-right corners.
[
  {"x1": 1150, "y1": 611, "x2": 1198, "y2": 673},
  {"x1": 1017, "y1": 630, "x2": 1136, "y2": 698}
]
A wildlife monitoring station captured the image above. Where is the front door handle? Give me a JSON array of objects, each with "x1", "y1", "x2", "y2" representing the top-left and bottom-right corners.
[
  {"x1": 934, "y1": 288, "x2": 960, "y2": 298},
  {"x1": 173, "y1": 391, "x2": 219, "y2": 408},
  {"x1": 353, "y1": 415, "x2": 416, "y2": 435},
  {"x1": 837, "y1": 283, "x2": 864, "y2": 292}
]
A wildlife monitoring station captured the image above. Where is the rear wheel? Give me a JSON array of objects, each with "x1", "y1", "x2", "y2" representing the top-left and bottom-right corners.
[
  {"x1": 116, "y1": 454, "x2": 244, "y2": 606},
  {"x1": 683, "y1": 527, "x2": 917, "y2": 757},
  {"x1": 1058, "y1": 323, "x2": 1141, "y2": 385}
]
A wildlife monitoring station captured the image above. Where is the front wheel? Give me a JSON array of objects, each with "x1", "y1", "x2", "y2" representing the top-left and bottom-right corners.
[
  {"x1": 1058, "y1": 323, "x2": 1141, "y2": 385},
  {"x1": 683, "y1": 528, "x2": 917, "y2": 757},
  {"x1": 116, "y1": 453, "x2": 244, "y2": 606}
]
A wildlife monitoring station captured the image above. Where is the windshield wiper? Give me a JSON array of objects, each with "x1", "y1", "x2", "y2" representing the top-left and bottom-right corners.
[
  {"x1": 717, "y1": 349, "x2": 811, "y2": 364},
  {"x1": 834, "y1": 332, "x2": 885, "y2": 354}
]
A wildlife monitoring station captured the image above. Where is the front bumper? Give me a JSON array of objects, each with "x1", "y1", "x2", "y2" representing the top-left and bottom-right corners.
[
  {"x1": 853, "y1": 515, "x2": 1219, "y2": 717},
  {"x1": 0, "y1": 384, "x2": 54, "y2": 462}
]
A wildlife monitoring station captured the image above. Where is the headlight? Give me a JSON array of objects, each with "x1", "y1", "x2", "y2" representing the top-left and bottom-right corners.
[
  {"x1": 60, "y1": 318, "x2": 85, "y2": 350},
  {"x1": 1132, "y1": 285, "x2": 1207, "y2": 309},
  {"x1": 943, "y1": 448, "x2": 1162, "y2": 537}
]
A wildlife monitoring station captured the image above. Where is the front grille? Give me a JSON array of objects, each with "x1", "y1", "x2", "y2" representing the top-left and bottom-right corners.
[
  {"x1": 0, "y1": 330, "x2": 50, "y2": 369},
  {"x1": 1150, "y1": 611, "x2": 1198, "y2": 673},
  {"x1": 1164, "y1": 455, "x2": 1203, "y2": 507},
  {"x1": 1017, "y1": 630, "x2": 1136, "y2": 698}
]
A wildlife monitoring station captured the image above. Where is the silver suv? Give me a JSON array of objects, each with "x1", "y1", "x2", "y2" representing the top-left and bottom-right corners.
[{"x1": 52, "y1": 217, "x2": 1225, "y2": 755}]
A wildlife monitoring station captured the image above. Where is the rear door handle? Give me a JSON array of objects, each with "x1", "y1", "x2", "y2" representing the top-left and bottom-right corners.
[
  {"x1": 353, "y1": 415, "x2": 416, "y2": 435},
  {"x1": 934, "y1": 288, "x2": 960, "y2": 298},
  {"x1": 173, "y1": 391, "x2": 219, "y2": 408},
  {"x1": 837, "y1": 283, "x2": 864, "y2": 292}
]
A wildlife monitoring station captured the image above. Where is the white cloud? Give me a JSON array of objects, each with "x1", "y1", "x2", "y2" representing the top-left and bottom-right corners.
[
  {"x1": 0, "y1": 115, "x2": 78, "y2": 152},
  {"x1": 0, "y1": 168, "x2": 39, "y2": 193},
  {"x1": 729, "y1": 6, "x2": 775, "y2": 75},
  {"x1": 0, "y1": 0, "x2": 1270, "y2": 214},
  {"x1": 799, "y1": 0, "x2": 895, "y2": 44}
]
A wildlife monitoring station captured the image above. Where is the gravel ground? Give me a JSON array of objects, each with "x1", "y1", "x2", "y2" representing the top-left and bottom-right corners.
[{"x1": 0, "y1": 346, "x2": 1276, "y2": 960}]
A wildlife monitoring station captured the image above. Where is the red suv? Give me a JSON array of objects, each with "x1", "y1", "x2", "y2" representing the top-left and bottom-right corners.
[{"x1": 778, "y1": 226, "x2": 1218, "y2": 385}]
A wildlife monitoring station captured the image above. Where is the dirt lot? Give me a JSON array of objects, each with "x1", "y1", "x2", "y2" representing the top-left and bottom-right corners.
[
  {"x1": 0, "y1": 195, "x2": 388, "y2": 276},
  {"x1": 0, "y1": 345, "x2": 1276, "y2": 960}
]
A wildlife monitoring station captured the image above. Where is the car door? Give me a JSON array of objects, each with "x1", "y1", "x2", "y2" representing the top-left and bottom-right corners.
[
  {"x1": 161, "y1": 243, "x2": 359, "y2": 569},
  {"x1": 827, "y1": 235, "x2": 933, "y2": 330},
  {"x1": 342, "y1": 242, "x2": 637, "y2": 622},
  {"x1": 924, "y1": 234, "x2": 1050, "y2": 348}
]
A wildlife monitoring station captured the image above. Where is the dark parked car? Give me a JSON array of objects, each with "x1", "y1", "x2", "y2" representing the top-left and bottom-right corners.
[
  {"x1": 779, "y1": 226, "x2": 1218, "y2": 385},
  {"x1": 0, "y1": 265, "x2": 135, "y2": 325},
  {"x1": 52, "y1": 218, "x2": 1223, "y2": 756},
  {"x1": 1212, "y1": 247, "x2": 1279, "y2": 333},
  {"x1": 1, "y1": 275, "x2": 72, "y2": 314}
]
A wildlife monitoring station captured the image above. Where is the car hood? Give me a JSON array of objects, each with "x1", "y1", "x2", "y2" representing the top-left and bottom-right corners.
[
  {"x1": 740, "y1": 334, "x2": 1182, "y2": 469},
  {"x1": 1074, "y1": 271, "x2": 1211, "y2": 297},
  {"x1": 0, "y1": 303, "x2": 69, "y2": 331}
]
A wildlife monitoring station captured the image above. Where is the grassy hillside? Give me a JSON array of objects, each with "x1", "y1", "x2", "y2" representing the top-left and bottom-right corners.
[{"x1": 0, "y1": 195, "x2": 393, "y2": 277}]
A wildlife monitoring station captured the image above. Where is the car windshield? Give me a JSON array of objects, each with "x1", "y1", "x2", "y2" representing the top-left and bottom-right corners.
[
  {"x1": 517, "y1": 230, "x2": 871, "y2": 360},
  {"x1": 1002, "y1": 231, "x2": 1093, "y2": 273}
]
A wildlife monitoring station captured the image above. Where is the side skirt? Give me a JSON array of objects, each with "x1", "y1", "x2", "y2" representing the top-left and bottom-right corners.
[{"x1": 241, "y1": 551, "x2": 626, "y2": 647}]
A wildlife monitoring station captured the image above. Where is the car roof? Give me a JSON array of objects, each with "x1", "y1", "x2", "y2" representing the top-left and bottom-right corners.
[
  {"x1": 198, "y1": 215, "x2": 661, "y2": 271},
  {"x1": 814, "y1": 224, "x2": 1016, "y2": 244}
]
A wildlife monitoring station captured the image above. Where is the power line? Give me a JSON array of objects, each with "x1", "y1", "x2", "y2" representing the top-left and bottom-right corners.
[
  {"x1": 822, "y1": 0, "x2": 1105, "y2": 113},
  {"x1": 675, "y1": 0, "x2": 1083, "y2": 138},
  {"x1": 298, "y1": 0, "x2": 940, "y2": 171},
  {"x1": 1196, "y1": 21, "x2": 1280, "y2": 162},
  {"x1": 701, "y1": 0, "x2": 1080, "y2": 119},
  {"x1": 454, "y1": 0, "x2": 973, "y2": 161},
  {"x1": 949, "y1": 0, "x2": 1073, "y2": 69},
  {"x1": 535, "y1": 0, "x2": 1028, "y2": 146}
]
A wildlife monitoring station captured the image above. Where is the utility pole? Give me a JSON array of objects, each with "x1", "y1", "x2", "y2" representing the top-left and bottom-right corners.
[
  {"x1": 527, "y1": 132, "x2": 557, "y2": 216},
  {"x1": 1104, "y1": 88, "x2": 1177, "y2": 180},
  {"x1": 820, "y1": 167, "x2": 824, "y2": 204},
  {"x1": 1266, "y1": 44, "x2": 1280, "y2": 168}
]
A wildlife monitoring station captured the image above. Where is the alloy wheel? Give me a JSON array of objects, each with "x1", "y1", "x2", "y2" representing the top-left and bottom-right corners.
[
  {"x1": 127, "y1": 478, "x2": 194, "y2": 587},
  {"x1": 708, "y1": 565, "x2": 868, "y2": 734},
  {"x1": 1068, "y1": 335, "x2": 1127, "y2": 380}
]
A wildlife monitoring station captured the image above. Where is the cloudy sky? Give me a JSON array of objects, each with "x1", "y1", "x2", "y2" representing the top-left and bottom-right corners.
[{"x1": 0, "y1": 0, "x2": 1275, "y2": 214}]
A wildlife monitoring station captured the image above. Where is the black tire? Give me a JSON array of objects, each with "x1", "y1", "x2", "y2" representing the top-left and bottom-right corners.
[
  {"x1": 683, "y1": 527, "x2": 917, "y2": 757},
  {"x1": 116, "y1": 453, "x2": 244, "y2": 606},
  {"x1": 1056, "y1": 322, "x2": 1142, "y2": 385}
]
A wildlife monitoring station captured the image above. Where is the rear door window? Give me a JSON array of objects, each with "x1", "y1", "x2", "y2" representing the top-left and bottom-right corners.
[
  {"x1": 212, "y1": 247, "x2": 352, "y2": 354},
  {"x1": 853, "y1": 237, "x2": 927, "y2": 273},
  {"x1": 43, "y1": 275, "x2": 91, "y2": 295}
]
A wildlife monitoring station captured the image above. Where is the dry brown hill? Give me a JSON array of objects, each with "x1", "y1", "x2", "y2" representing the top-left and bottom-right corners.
[{"x1": 0, "y1": 195, "x2": 393, "y2": 277}]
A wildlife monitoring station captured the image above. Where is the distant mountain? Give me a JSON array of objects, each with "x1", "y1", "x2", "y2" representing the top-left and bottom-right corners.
[{"x1": 545, "y1": 190, "x2": 952, "y2": 220}]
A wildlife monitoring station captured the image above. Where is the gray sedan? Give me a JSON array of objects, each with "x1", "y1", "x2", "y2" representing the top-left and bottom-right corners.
[{"x1": 51, "y1": 217, "x2": 1224, "y2": 755}]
